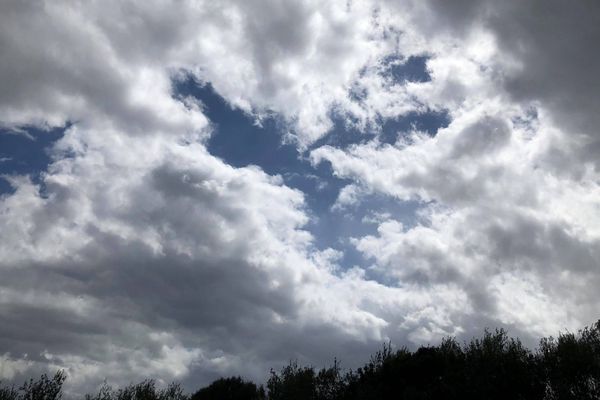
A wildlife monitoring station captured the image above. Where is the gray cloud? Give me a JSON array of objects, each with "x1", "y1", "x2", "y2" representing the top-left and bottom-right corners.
[
  {"x1": 410, "y1": 0, "x2": 600, "y2": 171},
  {"x1": 311, "y1": 0, "x2": 600, "y2": 348},
  {"x1": 2, "y1": 130, "x2": 463, "y2": 393},
  {"x1": 1, "y1": 0, "x2": 600, "y2": 396}
]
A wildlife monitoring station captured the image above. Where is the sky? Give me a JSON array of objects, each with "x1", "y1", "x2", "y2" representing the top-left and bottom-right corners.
[{"x1": 1, "y1": 0, "x2": 600, "y2": 395}]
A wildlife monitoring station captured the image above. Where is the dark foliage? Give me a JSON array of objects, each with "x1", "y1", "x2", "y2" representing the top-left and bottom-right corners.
[
  {"x1": 0, "y1": 371, "x2": 65, "y2": 400},
  {"x1": 85, "y1": 381, "x2": 187, "y2": 400},
  {"x1": 0, "y1": 385, "x2": 19, "y2": 400},
  {"x1": 191, "y1": 377, "x2": 264, "y2": 400},
  {"x1": 539, "y1": 321, "x2": 600, "y2": 400},
  {"x1": 2, "y1": 321, "x2": 600, "y2": 400},
  {"x1": 267, "y1": 359, "x2": 345, "y2": 400}
]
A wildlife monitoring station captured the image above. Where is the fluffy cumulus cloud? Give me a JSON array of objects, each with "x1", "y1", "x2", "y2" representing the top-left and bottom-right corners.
[
  {"x1": 313, "y1": 0, "x2": 600, "y2": 339},
  {"x1": 1, "y1": 0, "x2": 600, "y2": 395},
  {"x1": 0, "y1": 128, "x2": 470, "y2": 392}
]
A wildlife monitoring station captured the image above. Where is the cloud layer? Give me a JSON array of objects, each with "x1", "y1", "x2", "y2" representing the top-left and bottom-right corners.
[{"x1": 1, "y1": 0, "x2": 600, "y2": 395}]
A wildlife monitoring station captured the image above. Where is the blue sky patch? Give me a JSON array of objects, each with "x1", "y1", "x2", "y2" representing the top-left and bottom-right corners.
[
  {"x1": 312, "y1": 109, "x2": 450, "y2": 150},
  {"x1": 0, "y1": 70, "x2": 442, "y2": 271},
  {"x1": 0, "y1": 125, "x2": 66, "y2": 196},
  {"x1": 384, "y1": 55, "x2": 431, "y2": 84},
  {"x1": 173, "y1": 76, "x2": 433, "y2": 270}
]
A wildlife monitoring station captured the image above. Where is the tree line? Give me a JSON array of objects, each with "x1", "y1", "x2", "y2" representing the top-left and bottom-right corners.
[{"x1": 1, "y1": 321, "x2": 599, "y2": 400}]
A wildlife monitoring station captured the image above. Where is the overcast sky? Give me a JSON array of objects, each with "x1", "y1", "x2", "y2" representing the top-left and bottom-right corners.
[{"x1": 1, "y1": 0, "x2": 600, "y2": 395}]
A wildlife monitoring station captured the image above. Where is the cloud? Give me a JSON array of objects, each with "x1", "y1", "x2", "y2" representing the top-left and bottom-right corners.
[
  {"x1": 313, "y1": 110, "x2": 600, "y2": 340},
  {"x1": 0, "y1": 0, "x2": 425, "y2": 147},
  {"x1": 1, "y1": 0, "x2": 600, "y2": 395},
  {"x1": 0, "y1": 129, "x2": 474, "y2": 392},
  {"x1": 311, "y1": 0, "x2": 600, "y2": 348},
  {"x1": 400, "y1": 0, "x2": 600, "y2": 171},
  {"x1": 0, "y1": 1, "x2": 207, "y2": 137},
  {"x1": 0, "y1": 1, "x2": 430, "y2": 392}
]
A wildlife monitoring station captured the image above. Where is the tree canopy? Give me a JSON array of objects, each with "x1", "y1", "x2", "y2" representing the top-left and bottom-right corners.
[{"x1": 2, "y1": 321, "x2": 600, "y2": 400}]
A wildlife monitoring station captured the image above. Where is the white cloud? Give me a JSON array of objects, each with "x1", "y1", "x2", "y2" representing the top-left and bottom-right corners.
[
  {"x1": 0, "y1": 354, "x2": 33, "y2": 381},
  {"x1": 0, "y1": 129, "x2": 475, "y2": 391},
  {"x1": 1, "y1": 0, "x2": 600, "y2": 394},
  {"x1": 311, "y1": 0, "x2": 600, "y2": 345},
  {"x1": 0, "y1": 0, "x2": 424, "y2": 147}
]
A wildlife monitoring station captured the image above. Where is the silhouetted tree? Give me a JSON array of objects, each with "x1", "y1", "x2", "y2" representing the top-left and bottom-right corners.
[
  {"x1": 84, "y1": 381, "x2": 113, "y2": 400},
  {"x1": 86, "y1": 380, "x2": 187, "y2": 400},
  {"x1": 191, "y1": 377, "x2": 264, "y2": 400},
  {"x1": 314, "y1": 360, "x2": 345, "y2": 400},
  {"x1": 463, "y1": 329, "x2": 544, "y2": 400},
  {"x1": 4, "y1": 321, "x2": 600, "y2": 400},
  {"x1": 540, "y1": 321, "x2": 600, "y2": 400},
  {"x1": 0, "y1": 385, "x2": 19, "y2": 400},
  {"x1": 19, "y1": 371, "x2": 66, "y2": 400},
  {"x1": 341, "y1": 342, "x2": 401, "y2": 400},
  {"x1": 267, "y1": 361, "x2": 316, "y2": 400}
]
